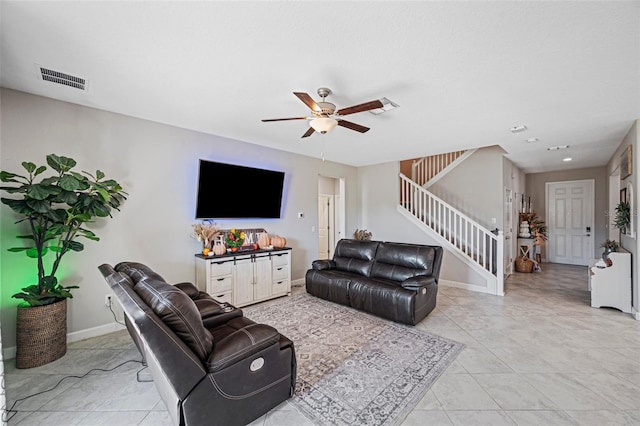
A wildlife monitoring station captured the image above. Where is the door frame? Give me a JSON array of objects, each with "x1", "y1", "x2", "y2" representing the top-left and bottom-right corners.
[
  {"x1": 545, "y1": 179, "x2": 595, "y2": 265},
  {"x1": 504, "y1": 187, "x2": 513, "y2": 277},
  {"x1": 317, "y1": 175, "x2": 345, "y2": 259}
]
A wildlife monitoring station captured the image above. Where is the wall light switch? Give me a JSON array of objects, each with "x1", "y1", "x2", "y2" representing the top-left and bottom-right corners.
[
  {"x1": 297, "y1": 212, "x2": 304, "y2": 219},
  {"x1": 491, "y1": 217, "x2": 497, "y2": 225},
  {"x1": 311, "y1": 226, "x2": 315, "y2": 232}
]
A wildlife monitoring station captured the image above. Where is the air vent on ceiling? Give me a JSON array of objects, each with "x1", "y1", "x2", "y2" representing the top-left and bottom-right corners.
[{"x1": 38, "y1": 66, "x2": 87, "y2": 91}]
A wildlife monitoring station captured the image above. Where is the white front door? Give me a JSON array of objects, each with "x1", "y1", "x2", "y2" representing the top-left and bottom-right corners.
[{"x1": 547, "y1": 180, "x2": 594, "y2": 265}]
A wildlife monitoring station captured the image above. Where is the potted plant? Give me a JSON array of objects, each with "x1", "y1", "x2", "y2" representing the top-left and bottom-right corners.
[
  {"x1": 0, "y1": 154, "x2": 126, "y2": 368},
  {"x1": 600, "y1": 239, "x2": 619, "y2": 263},
  {"x1": 613, "y1": 201, "x2": 630, "y2": 234}
]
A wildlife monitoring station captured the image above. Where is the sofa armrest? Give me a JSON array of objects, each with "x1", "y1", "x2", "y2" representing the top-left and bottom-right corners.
[
  {"x1": 312, "y1": 259, "x2": 336, "y2": 271},
  {"x1": 401, "y1": 276, "x2": 437, "y2": 291},
  {"x1": 206, "y1": 324, "x2": 280, "y2": 372},
  {"x1": 201, "y1": 306, "x2": 243, "y2": 328}
]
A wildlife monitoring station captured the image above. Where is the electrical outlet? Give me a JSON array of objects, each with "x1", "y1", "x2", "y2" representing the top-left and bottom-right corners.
[{"x1": 105, "y1": 294, "x2": 112, "y2": 307}]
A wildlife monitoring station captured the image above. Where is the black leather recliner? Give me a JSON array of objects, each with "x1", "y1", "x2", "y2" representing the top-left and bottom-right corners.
[
  {"x1": 99, "y1": 262, "x2": 296, "y2": 426},
  {"x1": 305, "y1": 239, "x2": 443, "y2": 325}
]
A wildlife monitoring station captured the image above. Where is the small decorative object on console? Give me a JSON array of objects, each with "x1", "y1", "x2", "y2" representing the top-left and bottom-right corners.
[
  {"x1": 192, "y1": 222, "x2": 220, "y2": 251},
  {"x1": 258, "y1": 232, "x2": 271, "y2": 249},
  {"x1": 226, "y1": 228, "x2": 246, "y2": 249},
  {"x1": 212, "y1": 239, "x2": 226, "y2": 256},
  {"x1": 271, "y1": 235, "x2": 286, "y2": 248}
]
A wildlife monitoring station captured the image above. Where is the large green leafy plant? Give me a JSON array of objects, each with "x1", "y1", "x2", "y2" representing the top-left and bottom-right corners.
[
  {"x1": 613, "y1": 201, "x2": 630, "y2": 233},
  {"x1": 0, "y1": 154, "x2": 127, "y2": 306}
]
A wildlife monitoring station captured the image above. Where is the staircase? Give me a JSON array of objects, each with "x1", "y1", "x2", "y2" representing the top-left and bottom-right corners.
[
  {"x1": 398, "y1": 157, "x2": 504, "y2": 296},
  {"x1": 411, "y1": 150, "x2": 470, "y2": 188}
]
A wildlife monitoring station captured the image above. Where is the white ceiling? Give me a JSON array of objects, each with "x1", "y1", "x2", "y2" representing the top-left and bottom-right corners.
[{"x1": 1, "y1": 1, "x2": 638, "y2": 172}]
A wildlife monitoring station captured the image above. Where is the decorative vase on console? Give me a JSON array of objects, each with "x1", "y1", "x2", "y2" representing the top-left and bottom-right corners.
[
  {"x1": 518, "y1": 221, "x2": 531, "y2": 238},
  {"x1": 212, "y1": 238, "x2": 226, "y2": 256}
]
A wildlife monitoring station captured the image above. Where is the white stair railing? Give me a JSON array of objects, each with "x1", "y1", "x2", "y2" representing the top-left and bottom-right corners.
[
  {"x1": 400, "y1": 173, "x2": 504, "y2": 292},
  {"x1": 412, "y1": 150, "x2": 466, "y2": 186}
]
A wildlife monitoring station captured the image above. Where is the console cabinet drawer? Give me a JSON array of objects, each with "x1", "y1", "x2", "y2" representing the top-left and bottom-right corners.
[
  {"x1": 209, "y1": 275, "x2": 232, "y2": 294},
  {"x1": 210, "y1": 261, "x2": 233, "y2": 277},
  {"x1": 271, "y1": 252, "x2": 290, "y2": 267},
  {"x1": 272, "y1": 265, "x2": 288, "y2": 280}
]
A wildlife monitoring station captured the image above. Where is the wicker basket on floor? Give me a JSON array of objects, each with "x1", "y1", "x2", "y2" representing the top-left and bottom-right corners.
[
  {"x1": 515, "y1": 256, "x2": 534, "y2": 273},
  {"x1": 16, "y1": 298, "x2": 67, "y2": 368}
]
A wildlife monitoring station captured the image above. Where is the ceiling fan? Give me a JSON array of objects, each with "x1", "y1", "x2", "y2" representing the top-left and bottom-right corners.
[{"x1": 261, "y1": 87, "x2": 385, "y2": 138}]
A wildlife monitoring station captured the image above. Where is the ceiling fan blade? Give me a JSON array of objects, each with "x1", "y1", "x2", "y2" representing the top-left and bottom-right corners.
[
  {"x1": 336, "y1": 99, "x2": 384, "y2": 116},
  {"x1": 293, "y1": 92, "x2": 321, "y2": 112},
  {"x1": 261, "y1": 117, "x2": 308, "y2": 122},
  {"x1": 338, "y1": 120, "x2": 370, "y2": 133},
  {"x1": 301, "y1": 127, "x2": 315, "y2": 138}
]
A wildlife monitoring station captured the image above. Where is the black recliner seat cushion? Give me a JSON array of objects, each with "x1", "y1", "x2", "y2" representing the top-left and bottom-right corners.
[
  {"x1": 134, "y1": 277, "x2": 214, "y2": 361},
  {"x1": 348, "y1": 276, "x2": 416, "y2": 324},
  {"x1": 305, "y1": 269, "x2": 353, "y2": 306}
]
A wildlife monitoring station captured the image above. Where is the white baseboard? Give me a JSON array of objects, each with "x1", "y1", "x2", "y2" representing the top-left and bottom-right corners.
[
  {"x1": 440, "y1": 279, "x2": 492, "y2": 295},
  {"x1": 291, "y1": 278, "x2": 305, "y2": 287},
  {"x1": 632, "y1": 307, "x2": 640, "y2": 321},
  {"x1": 3, "y1": 321, "x2": 126, "y2": 360}
]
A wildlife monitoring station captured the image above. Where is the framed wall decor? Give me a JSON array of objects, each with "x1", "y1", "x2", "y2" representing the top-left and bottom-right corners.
[{"x1": 620, "y1": 145, "x2": 632, "y2": 180}]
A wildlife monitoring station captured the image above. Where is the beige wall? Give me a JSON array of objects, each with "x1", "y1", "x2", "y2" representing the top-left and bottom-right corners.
[
  {"x1": 526, "y1": 167, "x2": 608, "y2": 261},
  {"x1": 429, "y1": 146, "x2": 506, "y2": 230},
  {"x1": 0, "y1": 89, "x2": 360, "y2": 349},
  {"x1": 606, "y1": 120, "x2": 638, "y2": 313}
]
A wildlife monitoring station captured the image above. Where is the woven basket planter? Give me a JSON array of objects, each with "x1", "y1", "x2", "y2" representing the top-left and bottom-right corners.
[
  {"x1": 515, "y1": 256, "x2": 534, "y2": 273},
  {"x1": 16, "y1": 298, "x2": 67, "y2": 369}
]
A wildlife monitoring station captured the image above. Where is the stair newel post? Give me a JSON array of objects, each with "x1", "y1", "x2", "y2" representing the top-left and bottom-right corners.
[{"x1": 496, "y1": 230, "x2": 504, "y2": 296}]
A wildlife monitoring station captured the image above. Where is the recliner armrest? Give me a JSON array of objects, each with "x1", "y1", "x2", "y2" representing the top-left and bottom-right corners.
[
  {"x1": 401, "y1": 276, "x2": 436, "y2": 291},
  {"x1": 174, "y1": 282, "x2": 200, "y2": 298},
  {"x1": 206, "y1": 324, "x2": 280, "y2": 372},
  {"x1": 312, "y1": 259, "x2": 336, "y2": 270}
]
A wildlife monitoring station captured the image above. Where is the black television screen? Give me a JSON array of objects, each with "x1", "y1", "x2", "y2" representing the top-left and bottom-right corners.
[{"x1": 195, "y1": 160, "x2": 285, "y2": 219}]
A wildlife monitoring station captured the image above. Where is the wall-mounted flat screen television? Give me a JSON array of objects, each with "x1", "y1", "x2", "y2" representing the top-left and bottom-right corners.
[{"x1": 195, "y1": 160, "x2": 285, "y2": 219}]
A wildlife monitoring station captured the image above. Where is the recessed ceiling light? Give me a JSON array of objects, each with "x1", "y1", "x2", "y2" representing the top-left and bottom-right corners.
[
  {"x1": 369, "y1": 97, "x2": 399, "y2": 115},
  {"x1": 510, "y1": 125, "x2": 527, "y2": 133},
  {"x1": 547, "y1": 145, "x2": 570, "y2": 151},
  {"x1": 525, "y1": 138, "x2": 539, "y2": 143},
  {"x1": 563, "y1": 157, "x2": 572, "y2": 162}
]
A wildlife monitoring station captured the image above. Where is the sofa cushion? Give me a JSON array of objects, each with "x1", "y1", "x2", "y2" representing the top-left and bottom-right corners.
[
  {"x1": 134, "y1": 278, "x2": 213, "y2": 360},
  {"x1": 370, "y1": 242, "x2": 437, "y2": 281},
  {"x1": 349, "y1": 277, "x2": 416, "y2": 324},
  {"x1": 333, "y1": 240, "x2": 379, "y2": 276},
  {"x1": 305, "y1": 269, "x2": 353, "y2": 306}
]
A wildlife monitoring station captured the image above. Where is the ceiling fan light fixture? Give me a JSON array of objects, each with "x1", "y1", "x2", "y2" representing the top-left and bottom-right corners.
[{"x1": 310, "y1": 117, "x2": 338, "y2": 134}]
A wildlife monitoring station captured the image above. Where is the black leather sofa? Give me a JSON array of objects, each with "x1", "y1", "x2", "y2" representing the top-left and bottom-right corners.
[
  {"x1": 305, "y1": 239, "x2": 443, "y2": 325},
  {"x1": 99, "y1": 262, "x2": 296, "y2": 426}
]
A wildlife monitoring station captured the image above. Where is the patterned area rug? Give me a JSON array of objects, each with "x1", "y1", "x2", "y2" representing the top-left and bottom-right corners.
[{"x1": 243, "y1": 292, "x2": 464, "y2": 426}]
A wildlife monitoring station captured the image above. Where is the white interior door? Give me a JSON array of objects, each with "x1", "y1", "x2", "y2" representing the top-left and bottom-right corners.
[
  {"x1": 547, "y1": 180, "x2": 594, "y2": 265},
  {"x1": 504, "y1": 187, "x2": 513, "y2": 276},
  {"x1": 318, "y1": 194, "x2": 331, "y2": 260}
]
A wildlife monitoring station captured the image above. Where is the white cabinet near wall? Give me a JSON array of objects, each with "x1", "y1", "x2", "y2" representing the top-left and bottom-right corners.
[
  {"x1": 195, "y1": 248, "x2": 292, "y2": 307},
  {"x1": 589, "y1": 251, "x2": 631, "y2": 314}
]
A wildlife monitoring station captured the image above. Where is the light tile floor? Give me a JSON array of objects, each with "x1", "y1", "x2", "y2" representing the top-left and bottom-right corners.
[{"x1": 4, "y1": 263, "x2": 640, "y2": 425}]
